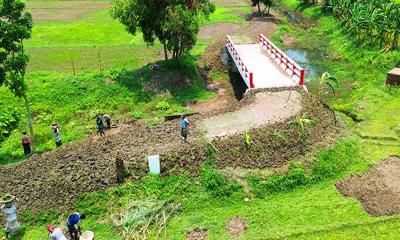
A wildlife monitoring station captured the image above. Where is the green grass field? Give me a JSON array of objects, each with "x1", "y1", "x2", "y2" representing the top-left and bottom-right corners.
[
  {"x1": 1, "y1": 0, "x2": 250, "y2": 162},
  {"x1": 1, "y1": 0, "x2": 400, "y2": 239}
]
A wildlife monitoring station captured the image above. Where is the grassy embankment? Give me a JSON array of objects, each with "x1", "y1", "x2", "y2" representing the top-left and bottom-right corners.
[
  {"x1": 0, "y1": 0, "x2": 248, "y2": 163},
  {"x1": 2, "y1": 0, "x2": 400, "y2": 239}
]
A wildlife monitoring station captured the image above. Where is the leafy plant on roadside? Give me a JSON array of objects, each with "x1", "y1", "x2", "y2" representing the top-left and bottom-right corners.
[
  {"x1": 272, "y1": 130, "x2": 287, "y2": 142},
  {"x1": 243, "y1": 130, "x2": 252, "y2": 149},
  {"x1": 288, "y1": 113, "x2": 316, "y2": 144},
  {"x1": 318, "y1": 72, "x2": 339, "y2": 96}
]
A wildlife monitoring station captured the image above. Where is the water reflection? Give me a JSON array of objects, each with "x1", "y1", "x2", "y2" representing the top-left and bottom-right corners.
[{"x1": 284, "y1": 48, "x2": 328, "y2": 82}]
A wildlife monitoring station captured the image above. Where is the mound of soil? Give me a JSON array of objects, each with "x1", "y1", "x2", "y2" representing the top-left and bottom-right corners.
[
  {"x1": 0, "y1": 88, "x2": 337, "y2": 222},
  {"x1": 187, "y1": 228, "x2": 208, "y2": 240},
  {"x1": 203, "y1": 39, "x2": 228, "y2": 72},
  {"x1": 336, "y1": 156, "x2": 400, "y2": 216},
  {"x1": 226, "y1": 216, "x2": 246, "y2": 239}
]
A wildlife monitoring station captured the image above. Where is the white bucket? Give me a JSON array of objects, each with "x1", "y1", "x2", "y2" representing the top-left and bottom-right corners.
[
  {"x1": 148, "y1": 155, "x2": 160, "y2": 174},
  {"x1": 80, "y1": 231, "x2": 95, "y2": 240}
]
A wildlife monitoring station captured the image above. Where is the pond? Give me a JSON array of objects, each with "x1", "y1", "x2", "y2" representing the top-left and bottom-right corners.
[{"x1": 284, "y1": 48, "x2": 331, "y2": 92}]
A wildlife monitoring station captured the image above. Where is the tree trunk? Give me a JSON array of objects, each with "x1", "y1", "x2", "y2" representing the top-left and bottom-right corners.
[
  {"x1": 23, "y1": 93, "x2": 35, "y2": 148},
  {"x1": 257, "y1": 2, "x2": 261, "y2": 13},
  {"x1": 163, "y1": 40, "x2": 168, "y2": 60}
]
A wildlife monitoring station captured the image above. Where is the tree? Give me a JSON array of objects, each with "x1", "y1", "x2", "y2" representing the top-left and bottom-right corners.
[
  {"x1": 0, "y1": 0, "x2": 34, "y2": 145},
  {"x1": 251, "y1": 0, "x2": 273, "y2": 14},
  {"x1": 112, "y1": 0, "x2": 215, "y2": 61}
]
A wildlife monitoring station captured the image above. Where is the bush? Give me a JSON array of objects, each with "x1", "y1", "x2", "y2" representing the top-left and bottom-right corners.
[
  {"x1": 311, "y1": 140, "x2": 357, "y2": 181},
  {"x1": 249, "y1": 165, "x2": 310, "y2": 197},
  {"x1": 250, "y1": 140, "x2": 358, "y2": 198},
  {"x1": 200, "y1": 159, "x2": 237, "y2": 198}
]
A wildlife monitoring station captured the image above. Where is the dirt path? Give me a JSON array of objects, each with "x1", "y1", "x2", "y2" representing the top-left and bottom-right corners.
[
  {"x1": 336, "y1": 156, "x2": 400, "y2": 216},
  {"x1": 200, "y1": 91, "x2": 301, "y2": 139}
]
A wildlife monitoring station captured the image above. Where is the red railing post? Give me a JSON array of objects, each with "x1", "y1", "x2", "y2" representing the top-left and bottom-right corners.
[
  {"x1": 250, "y1": 73, "x2": 254, "y2": 89},
  {"x1": 299, "y1": 69, "x2": 305, "y2": 85}
]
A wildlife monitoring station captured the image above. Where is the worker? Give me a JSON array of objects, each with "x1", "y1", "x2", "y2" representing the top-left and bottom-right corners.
[
  {"x1": 180, "y1": 114, "x2": 189, "y2": 144},
  {"x1": 47, "y1": 225, "x2": 67, "y2": 240},
  {"x1": 0, "y1": 194, "x2": 21, "y2": 240},
  {"x1": 96, "y1": 115, "x2": 105, "y2": 136},
  {"x1": 51, "y1": 123, "x2": 62, "y2": 148},
  {"x1": 21, "y1": 131, "x2": 31, "y2": 156},
  {"x1": 66, "y1": 212, "x2": 86, "y2": 240},
  {"x1": 103, "y1": 113, "x2": 111, "y2": 129}
]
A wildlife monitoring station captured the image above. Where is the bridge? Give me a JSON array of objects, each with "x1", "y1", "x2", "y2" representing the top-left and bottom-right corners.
[{"x1": 225, "y1": 33, "x2": 305, "y2": 90}]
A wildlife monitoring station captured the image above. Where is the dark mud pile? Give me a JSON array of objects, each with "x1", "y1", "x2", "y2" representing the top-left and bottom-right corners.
[
  {"x1": 336, "y1": 156, "x2": 400, "y2": 216},
  {"x1": 202, "y1": 39, "x2": 228, "y2": 72},
  {"x1": 0, "y1": 89, "x2": 337, "y2": 219}
]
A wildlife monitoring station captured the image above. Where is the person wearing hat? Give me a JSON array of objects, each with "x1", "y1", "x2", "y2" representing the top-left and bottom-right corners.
[
  {"x1": 51, "y1": 124, "x2": 62, "y2": 148},
  {"x1": 180, "y1": 114, "x2": 189, "y2": 144},
  {"x1": 102, "y1": 113, "x2": 111, "y2": 129},
  {"x1": 66, "y1": 212, "x2": 86, "y2": 240},
  {"x1": 47, "y1": 225, "x2": 67, "y2": 240},
  {"x1": 21, "y1": 131, "x2": 31, "y2": 156},
  {"x1": 0, "y1": 194, "x2": 21, "y2": 240}
]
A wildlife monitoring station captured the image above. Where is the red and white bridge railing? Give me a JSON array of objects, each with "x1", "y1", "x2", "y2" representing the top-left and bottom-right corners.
[
  {"x1": 225, "y1": 35, "x2": 254, "y2": 89},
  {"x1": 258, "y1": 33, "x2": 305, "y2": 85}
]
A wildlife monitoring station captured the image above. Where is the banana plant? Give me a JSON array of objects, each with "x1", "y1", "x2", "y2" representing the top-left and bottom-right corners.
[
  {"x1": 288, "y1": 113, "x2": 316, "y2": 143},
  {"x1": 318, "y1": 72, "x2": 339, "y2": 96}
]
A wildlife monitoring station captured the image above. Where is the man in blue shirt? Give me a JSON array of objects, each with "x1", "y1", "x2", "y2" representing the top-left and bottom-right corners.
[
  {"x1": 180, "y1": 114, "x2": 189, "y2": 144},
  {"x1": 66, "y1": 212, "x2": 86, "y2": 240}
]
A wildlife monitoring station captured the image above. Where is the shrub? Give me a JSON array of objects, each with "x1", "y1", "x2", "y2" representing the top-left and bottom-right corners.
[
  {"x1": 250, "y1": 140, "x2": 359, "y2": 198},
  {"x1": 200, "y1": 159, "x2": 237, "y2": 198},
  {"x1": 311, "y1": 140, "x2": 357, "y2": 181},
  {"x1": 249, "y1": 165, "x2": 310, "y2": 197}
]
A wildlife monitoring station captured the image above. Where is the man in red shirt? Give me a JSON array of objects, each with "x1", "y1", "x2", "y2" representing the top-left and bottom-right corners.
[{"x1": 21, "y1": 131, "x2": 31, "y2": 156}]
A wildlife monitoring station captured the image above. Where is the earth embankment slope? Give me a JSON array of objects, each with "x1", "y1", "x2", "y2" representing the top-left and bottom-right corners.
[{"x1": 0, "y1": 88, "x2": 336, "y2": 217}]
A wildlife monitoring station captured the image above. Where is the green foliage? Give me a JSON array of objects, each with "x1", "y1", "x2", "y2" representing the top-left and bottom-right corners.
[
  {"x1": 249, "y1": 164, "x2": 310, "y2": 197},
  {"x1": 303, "y1": 0, "x2": 400, "y2": 50},
  {"x1": 112, "y1": 0, "x2": 215, "y2": 61},
  {"x1": 200, "y1": 159, "x2": 237, "y2": 198},
  {"x1": 243, "y1": 130, "x2": 251, "y2": 148},
  {"x1": 250, "y1": 139, "x2": 359, "y2": 198},
  {"x1": 311, "y1": 139, "x2": 358, "y2": 181},
  {"x1": 0, "y1": 106, "x2": 21, "y2": 143},
  {"x1": 272, "y1": 130, "x2": 287, "y2": 142},
  {"x1": 0, "y1": 0, "x2": 33, "y2": 96},
  {"x1": 288, "y1": 113, "x2": 316, "y2": 143},
  {"x1": 319, "y1": 72, "x2": 339, "y2": 95}
]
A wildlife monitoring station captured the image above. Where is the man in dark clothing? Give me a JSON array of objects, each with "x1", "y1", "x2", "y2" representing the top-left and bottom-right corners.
[
  {"x1": 66, "y1": 212, "x2": 86, "y2": 240},
  {"x1": 21, "y1": 131, "x2": 31, "y2": 156},
  {"x1": 96, "y1": 115, "x2": 105, "y2": 136}
]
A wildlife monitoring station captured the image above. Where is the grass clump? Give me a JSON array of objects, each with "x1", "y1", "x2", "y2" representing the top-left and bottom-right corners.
[
  {"x1": 250, "y1": 139, "x2": 359, "y2": 197},
  {"x1": 112, "y1": 200, "x2": 181, "y2": 240},
  {"x1": 200, "y1": 159, "x2": 238, "y2": 198}
]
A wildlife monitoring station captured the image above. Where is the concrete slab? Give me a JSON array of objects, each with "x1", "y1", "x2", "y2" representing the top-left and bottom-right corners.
[{"x1": 235, "y1": 44, "x2": 298, "y2": 88}]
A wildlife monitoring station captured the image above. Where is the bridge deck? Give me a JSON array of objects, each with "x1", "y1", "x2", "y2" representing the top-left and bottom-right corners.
[{"x1": 235, "y1": 44, "x2": 298, "y2": 89}]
